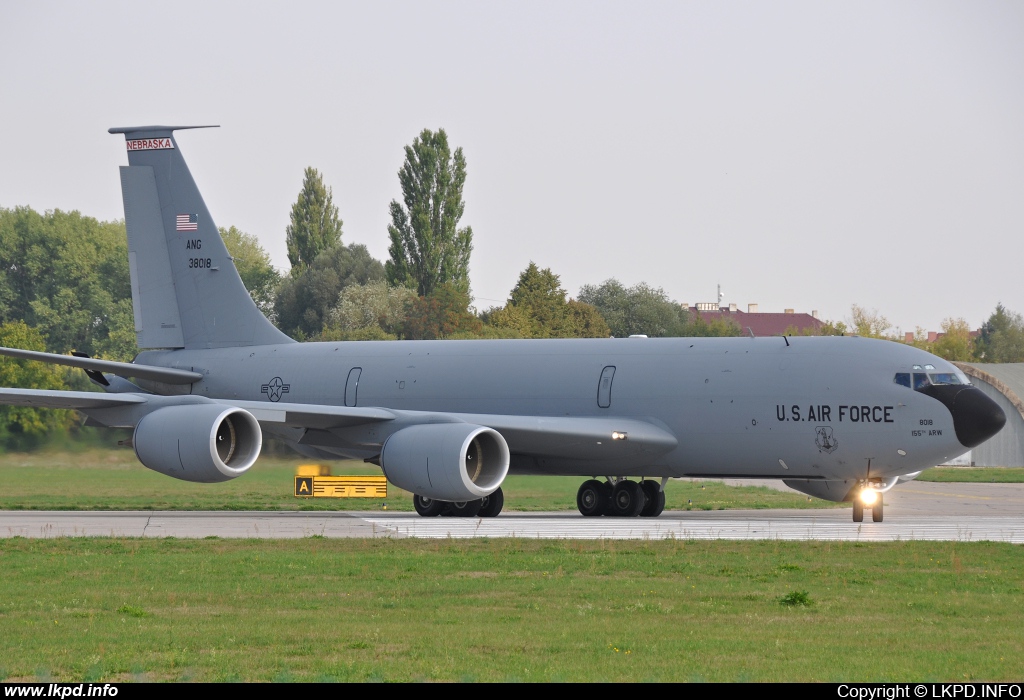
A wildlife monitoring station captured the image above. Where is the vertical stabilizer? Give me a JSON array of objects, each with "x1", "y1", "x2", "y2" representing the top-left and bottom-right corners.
[{"x1": 110, "y1": 126, "x2": 292, "y2": 349}]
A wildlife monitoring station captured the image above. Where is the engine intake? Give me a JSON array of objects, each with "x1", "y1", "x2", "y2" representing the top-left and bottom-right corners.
[
  {"x1": 134, "y1": 404, "x2": 262, "y2": 483},
  {"x1": 380, "y1": 423, "x2": 510, "y2": 502}
]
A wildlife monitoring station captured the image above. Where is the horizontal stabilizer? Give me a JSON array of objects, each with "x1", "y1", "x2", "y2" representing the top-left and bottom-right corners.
[
  {"x1": 0, "y1": 346, "x2": 202, "y2": 385},
  {"x1": 0, "y1": 388, "x2": 147, "y2": 410},
  {"x1": 109, "y1": 125, "x2": 219, "y2": 134}
]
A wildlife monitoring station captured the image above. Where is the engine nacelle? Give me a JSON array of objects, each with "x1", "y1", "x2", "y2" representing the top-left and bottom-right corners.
[
  {"x1": 380, "y1": 423, "x2": 510, "y2": 501},
  {"x1": 133, "y1": 404, "x2": 262, "y2": 483}
]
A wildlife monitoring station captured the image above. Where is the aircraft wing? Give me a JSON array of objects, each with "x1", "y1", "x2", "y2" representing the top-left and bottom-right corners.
[
  {"x1": 212, "y1": 399, "x2": 397, "y2": 429},
  {"x1": 449, "y1": 413, "x2": 679, "y2": 460},
  {"x1": 0, "y1": 346, "x2": 201, "y2": 385},
  {"x1": 0, "y1": 388, "x2": 147, "y2": 409},
  {"x1": 216, "y1": 401, "x2": 678, "y2": 459},
  {"x1": 0, "y1": 385, "x2": 675, "y2": 460},
  {"x1": 0, "y1": 390, "x2": 395, "y2": 429}
]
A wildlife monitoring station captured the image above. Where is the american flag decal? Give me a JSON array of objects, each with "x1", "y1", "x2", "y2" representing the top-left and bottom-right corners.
[{"x1": 176, "y1": 214, "x2": 198, "y2": 231}]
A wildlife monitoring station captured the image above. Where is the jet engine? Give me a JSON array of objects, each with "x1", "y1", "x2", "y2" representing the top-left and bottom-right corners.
[
  {"x1": 380, "y1": 423, "x2": 510, "y2": 501},
  {"x1": 133, "y1": 404, "x2": 262, "y2": 483}
]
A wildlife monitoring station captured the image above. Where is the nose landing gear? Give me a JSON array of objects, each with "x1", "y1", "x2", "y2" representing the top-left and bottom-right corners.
[
  {"x1": 852, "y1": 483, "x2": 883, "y2": 523},
  {"x1": 576, "y1": 478, "x2": 667, "y2": 518}
]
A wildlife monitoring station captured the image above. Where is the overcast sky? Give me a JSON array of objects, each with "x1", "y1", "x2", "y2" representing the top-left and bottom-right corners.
[{"x1": 1, "y1": 0, "x2": 1021, "y2": 334}]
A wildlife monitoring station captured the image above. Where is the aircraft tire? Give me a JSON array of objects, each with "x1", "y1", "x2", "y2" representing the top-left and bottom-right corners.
[
  {"x1": 414, "y1": 495, "x2": 445, "y2": 517},
  {"x1": 872, "y1": 499, "x2": 883, "y2": 523},
  {"x1": 448, "y1": 500, "x2": 483, "y2": 517},
  {"x1": 852, "y1": 500, "x2": 864, "y2": 523},
  {"x1": 639, "y1": 481, "x2": 665, "y2": 517},
  {"x1": 600, "y1": 482, "x2": 616, "y2": 516},
  {"x1": 612, "y1": 480, "x2": 646, "y2": 517},
  {"x1": 478, "y1": 488, "x2": 504, "y2": 517},
  {"x1": 577, "y1": 480, "x2": 607, "y2": 517}
]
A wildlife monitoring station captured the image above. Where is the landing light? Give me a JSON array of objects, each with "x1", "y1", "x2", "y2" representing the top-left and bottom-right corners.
[
  {"x1": 859, "y1": 488, "x2": 879, "y2": 506},
  {"x1": 611, "y1": 431, "x2": 628, "y2": 441}
]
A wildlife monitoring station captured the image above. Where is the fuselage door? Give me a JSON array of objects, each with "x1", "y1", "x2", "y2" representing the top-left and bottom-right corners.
[
  {"x1": 345, "y1": 367, "x2": 362, "y2": 407},
  {"x1": 597, "y1": 366, "x2": 615, "y2": 408}
]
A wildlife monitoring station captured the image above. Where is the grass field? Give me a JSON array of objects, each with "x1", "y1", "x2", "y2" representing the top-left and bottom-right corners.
[
  {"x1": 918, "y1": 468, "x2": 1024, "y2": 483},
  {"x1": 0, "y1": 537, "x2": 1021, "y2": 682},
  {"x1": 0, "y1": 449, "x2": 841, "y2": 512}
]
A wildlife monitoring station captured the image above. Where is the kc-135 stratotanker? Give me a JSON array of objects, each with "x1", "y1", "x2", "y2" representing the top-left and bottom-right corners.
[{"x1": 0, "y1": 126, "x2": 1007, "y2": 522}]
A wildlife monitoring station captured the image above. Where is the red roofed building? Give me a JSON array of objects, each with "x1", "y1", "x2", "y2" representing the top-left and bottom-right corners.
[{"x1": 683, "y1": 302, "x2": 824, "y2": 337}]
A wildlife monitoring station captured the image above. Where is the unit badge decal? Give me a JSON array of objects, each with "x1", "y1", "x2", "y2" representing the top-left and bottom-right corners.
[
  {"x1": 261, "y1": 377, "x2": 291, "y2": 402},
  {"x1": 815, "y1": 426, "x2": 838, "y2": 454}
]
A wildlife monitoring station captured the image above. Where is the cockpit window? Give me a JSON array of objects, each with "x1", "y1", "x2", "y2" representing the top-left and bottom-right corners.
[{"x1": 896, "y1": 369, "x2": 970, "y2": 390}]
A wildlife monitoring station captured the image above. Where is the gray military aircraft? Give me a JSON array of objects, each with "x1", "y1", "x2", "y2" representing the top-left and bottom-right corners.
[{"x1": 0, "y1": 126, "x2": 1007, "y2": 522}]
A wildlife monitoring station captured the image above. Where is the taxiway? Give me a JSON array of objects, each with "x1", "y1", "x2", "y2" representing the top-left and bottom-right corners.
[{"x1": 1, "y1": 482, "x2": 1021, "y2": 542}]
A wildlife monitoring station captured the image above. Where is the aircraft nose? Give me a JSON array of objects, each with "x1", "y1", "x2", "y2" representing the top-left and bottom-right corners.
[
  {"x1": 951, "y1": 386, "x2": 1006, "y2": 447},
  {"x1": 922, "y1": 385, "x2": 1006, "y2": 448}
]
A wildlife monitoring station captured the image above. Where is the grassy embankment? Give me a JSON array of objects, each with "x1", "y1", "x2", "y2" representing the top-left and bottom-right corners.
[
  {"x1": 917, "y1": 467, "x2": 1024, "y2": 483},
  {"x1": 0, "y1": 449, "x2": 841, "y2": 512},
  {"x1": 0, "y1": 538, "x2": 1021, "y2": 682}
]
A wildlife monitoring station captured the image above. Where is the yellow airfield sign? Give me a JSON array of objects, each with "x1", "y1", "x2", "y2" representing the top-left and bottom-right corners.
[{"x1": 294, "y1": 475, "x2": 388, "y2": 498}]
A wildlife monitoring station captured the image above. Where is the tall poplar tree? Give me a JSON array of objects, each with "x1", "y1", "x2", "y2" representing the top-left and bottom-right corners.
[
  {"x1": 385, "y1": 128, "x2": 473, "y2": 297},
  {"x1": 286, "y1": 167, "x2": 342, "y2": 272}
]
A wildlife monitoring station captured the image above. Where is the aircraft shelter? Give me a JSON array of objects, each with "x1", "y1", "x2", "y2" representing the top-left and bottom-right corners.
[{"x1": 954, "y1": 362, "x2": 1024, "y2": 467}]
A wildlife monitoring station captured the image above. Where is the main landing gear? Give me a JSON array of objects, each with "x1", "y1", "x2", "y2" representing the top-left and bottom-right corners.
[
  {"x1": 576, "y1": 478, "x2": 666, "y2": 518},
  {"x1": 413, "y1": 488, "x2": 504, "y2": 518}
]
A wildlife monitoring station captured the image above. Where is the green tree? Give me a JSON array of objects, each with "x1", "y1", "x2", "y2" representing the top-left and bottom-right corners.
[
  {"x1": 817, "y1": 320, "x2": 848, "y2": 336},
  {"x1": 578, "y1": 279, "x2": 689, "y2": 337},
  {"x1": 0, "y1": 321, "x2": 72, "y2": 448},
  {"x1": 787, "y1": 319, "x2": 847, "y2": 336},
  {"x1": 689, "y1": 313, "x2": 742, "y2": 337},
  {"x1": 487, "y1": 263, "x2": 609, "y2": 338},
  {"x1": 285, "y1": 167, "x2": 342, "y2": 272},
  {"x1": 975, "y1": 304, "x2": 1024, "y2": 362},
  {"x1": 931, "y1": 318, "x2": 975, "y2": 361},
  {"x1": 385, "y1": 128, "x2": 473, "y2": 297},
  {"x1": 564, "y1": 299, "x2": 612, "y2": 338},
  {"x1": 0, "y1": 207, "x2": 134, "y2": 360},
  {"x1": 274, "y1": 243, "x2": 385, "y2": 340},
  {"x1": 849, "y1": 305, "x2": 895, "y2": 340},
  {"x1": 219, "y1": 226, "x2": 281, "y2": 317},
  {"x1": 481, "y1": 303, "x2": 531, "y2": 338},
  {"x1": 403, "y1": 284, "x2": 481, "y2": 340},
  {"x1": 322, "y1": 281, "x2": 416, "y2": 340}
]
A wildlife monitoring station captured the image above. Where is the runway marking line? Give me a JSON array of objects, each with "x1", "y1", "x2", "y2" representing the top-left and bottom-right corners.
[{"x1": 899, "y1": 488, "x2": 1024, "y2": 502}]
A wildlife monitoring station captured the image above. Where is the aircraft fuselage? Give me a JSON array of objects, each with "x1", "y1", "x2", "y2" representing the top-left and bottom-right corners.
[{"x1": 137, "y1": 334, "x2": 975, "y2": 482}]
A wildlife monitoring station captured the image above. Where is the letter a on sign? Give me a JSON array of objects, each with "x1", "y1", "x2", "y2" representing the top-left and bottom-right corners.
[{"x1": 295, "y1": 477, "x2": 313, "y2": 497}]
